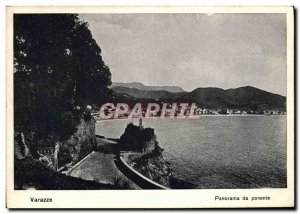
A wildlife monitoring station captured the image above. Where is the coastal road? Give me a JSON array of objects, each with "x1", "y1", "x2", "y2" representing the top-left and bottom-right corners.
[{"x1": 67, "y1": 138, "x2": 140, "y2": 189}]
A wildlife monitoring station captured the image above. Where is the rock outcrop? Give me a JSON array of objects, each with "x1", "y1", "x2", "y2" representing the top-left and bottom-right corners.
[
  {"x1": 119, "y1": 123, "x2": 158, "y2": 153},
  {"x1": 14, "y1": 113, "x2": 100, "y2": 189},
  {"x1": 59, "y1": 116, "x2": 96, "y2": 166},
  {"x1": 14, "y1": 112, "x2": 97, "y2": 169},
  {"x1": 123, "y1": 152, "x2": 172, "y2": 188},
  {"x1": 119, "y1": 123, "x2": 173, "y2": 187},
  {"x1": 119, "y1": 123, "x2": 198, "y2": 189}
]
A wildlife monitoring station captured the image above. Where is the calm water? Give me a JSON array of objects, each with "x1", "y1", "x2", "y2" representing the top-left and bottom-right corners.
[{"x1": 96, "y1": 116, "x2": 287, "y2": 188}]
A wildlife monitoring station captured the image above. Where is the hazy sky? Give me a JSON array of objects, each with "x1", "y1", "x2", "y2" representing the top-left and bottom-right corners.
[{"x1": 79, "y1": 13, "x2": 286, "y2": 96}]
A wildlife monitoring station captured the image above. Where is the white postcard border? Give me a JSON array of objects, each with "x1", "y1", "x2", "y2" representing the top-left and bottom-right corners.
[{"x1": 6, "y1": 6, "x2": 294, "y2": 208}]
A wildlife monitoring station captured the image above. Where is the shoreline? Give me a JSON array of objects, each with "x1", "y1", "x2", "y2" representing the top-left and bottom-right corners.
[
  {"x1": 95, "y1": 114, "x2": 286, "y2": 123},
  {"x1": 94, "y1": 115, "x2": 286, "y2": 189}
]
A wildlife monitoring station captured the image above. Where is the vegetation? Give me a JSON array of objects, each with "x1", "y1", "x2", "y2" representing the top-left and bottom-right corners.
[{"x1": 14, "y1": 14, "x2": 112, "y2": 146}]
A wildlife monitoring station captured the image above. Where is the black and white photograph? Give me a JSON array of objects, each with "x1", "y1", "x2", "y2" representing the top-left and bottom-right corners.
[{"x1": 6, "y1": 6, "x2": 294, "y2": 208}]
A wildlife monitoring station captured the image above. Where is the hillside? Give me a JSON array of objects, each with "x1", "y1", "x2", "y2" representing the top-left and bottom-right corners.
[
  {"x1": 111, "y1": 82, "x2": 185, "y2": 93},
  {"x1": 179, "y1": 86, "x2": 286, "y2": 111},
  {"x1": 112, "y1": 84, "x2": 286, "y2": 111},
  {"x1": 112, "y1": 86, "x2": 186, "y2": 101}
]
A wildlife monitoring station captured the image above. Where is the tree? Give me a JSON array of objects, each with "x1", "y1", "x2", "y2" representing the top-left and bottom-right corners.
[{"x1": 14, "y1": 14, "x2": 112, "y2": 144}]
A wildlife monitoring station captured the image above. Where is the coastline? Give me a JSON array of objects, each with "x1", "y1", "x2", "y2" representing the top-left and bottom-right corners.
[
  {"x1": 95, "y1": 114, "x2": 286, "y2": 123},
  {"x1": 95, "y1": 115, "x2": 287, "y2": 189}
]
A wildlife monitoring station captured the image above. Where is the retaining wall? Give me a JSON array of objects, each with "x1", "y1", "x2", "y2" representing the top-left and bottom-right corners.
[{"x1": 117, "y1": 154, "x2": 169, "y2": 190}]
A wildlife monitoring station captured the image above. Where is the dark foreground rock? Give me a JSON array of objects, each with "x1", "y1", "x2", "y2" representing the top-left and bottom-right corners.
[
  {"x1": 14, "y1": 158, "x2": 116, "y2": 190},
  {"x1": 169, "y1": 177, "x2": 199, "y2": 189}
]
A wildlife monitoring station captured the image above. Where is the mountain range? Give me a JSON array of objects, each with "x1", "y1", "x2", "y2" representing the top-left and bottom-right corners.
[
  {"x1": 111, "y1": 82, "x2": 185, "y2": 93},
  {"x1": 111, "y1": 82, "x2": 286, "y2": 112}
]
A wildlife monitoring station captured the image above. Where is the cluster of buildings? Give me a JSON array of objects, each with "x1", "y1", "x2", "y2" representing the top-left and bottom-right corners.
[
  {"x1": 193, "y1": 108, "x2": 286, "y2": 115},
  {"x1": 91, "y1": 102, "x2": 286, "y2": 120}
]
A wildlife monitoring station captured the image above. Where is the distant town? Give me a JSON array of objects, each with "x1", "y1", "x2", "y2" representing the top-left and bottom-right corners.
[{"x1": 91, "y1": 102, "x2": 286, "y2": 120}]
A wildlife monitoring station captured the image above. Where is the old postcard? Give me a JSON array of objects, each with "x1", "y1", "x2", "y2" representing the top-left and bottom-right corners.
[{"x1": 6, "y1": 6, "x2": 294, "y2": 208}]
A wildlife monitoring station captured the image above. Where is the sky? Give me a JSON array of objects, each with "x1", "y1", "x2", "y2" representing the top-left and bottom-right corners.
[{"x1": 79, "y1": 13, "x2": 287, "y2": 96}]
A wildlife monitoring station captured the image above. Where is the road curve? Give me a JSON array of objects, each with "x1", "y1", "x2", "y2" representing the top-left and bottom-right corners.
[{"x1": 67, "y1": 138, "x2": 140, "y2": 189}]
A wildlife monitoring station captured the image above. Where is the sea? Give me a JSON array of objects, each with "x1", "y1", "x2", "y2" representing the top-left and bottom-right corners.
[{"x1": 95, "y1": 115, "x2": 287, "y2": 189}]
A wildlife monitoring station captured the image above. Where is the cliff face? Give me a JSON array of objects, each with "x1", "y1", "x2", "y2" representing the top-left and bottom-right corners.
[
  {"x1": 14, "y1": 115, "x2": 97, "y2": 189},
  {"x1": 59, "y1": 117, "x2": 96, "y2": 166},
  {"x1": 14, "y1": 114, "x2": 97, "y2": 169},
  {"x1": 124, "y1": 152, "x2": 173, "y2": 188}
]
